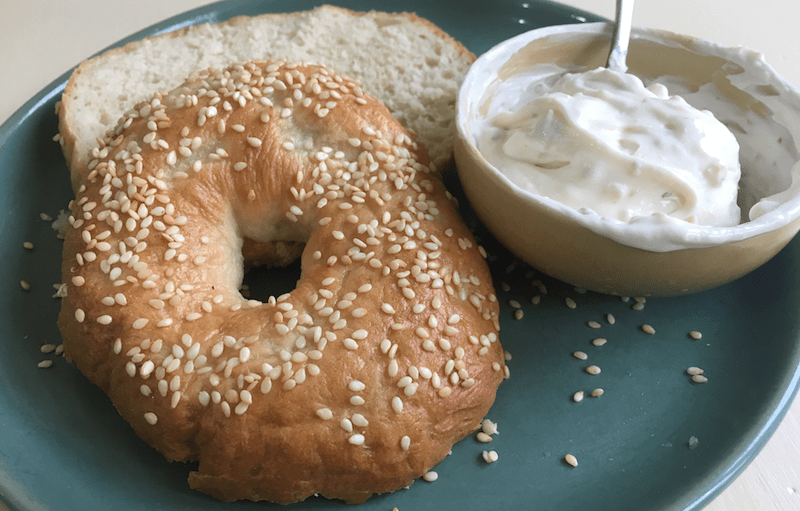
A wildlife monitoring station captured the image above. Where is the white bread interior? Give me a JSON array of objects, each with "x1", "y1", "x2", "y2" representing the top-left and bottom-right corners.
[{"x1": 57, "y1": 4, "x2": 475, "y2": 173}]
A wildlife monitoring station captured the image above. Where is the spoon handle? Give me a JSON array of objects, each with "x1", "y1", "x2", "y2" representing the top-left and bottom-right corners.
[{"x1": 606, "y1": 0, "x2": 635, "y2": 72}]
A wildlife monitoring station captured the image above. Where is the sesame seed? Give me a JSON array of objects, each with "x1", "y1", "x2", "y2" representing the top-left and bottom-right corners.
[
  {"x1": 352, "y1": 414, "x2": 368, "y2": 427},
  {"x1": 481, "y1": 419, "x2": 498, "y2": 435},
  {"x1": 689, "y1": 330, "x2": 703, "y2": 340},
  {"x1": 587, "y1": 321, "x2": 601, "y2": 329},
  {"x1": 641, "y1": 324, "x2": 656, "y2": 335},
  {"x1": 348, "y1": 434, "x2": 365, "y2": 446},
  {"x1": 591, "y1": 388, "x2": 604, "y2": 397},
  {"x1": 692, "y1": 374, "x2": 708, "y2": 384},
  {"x1": 423, "y1": 471, "x2": 438, "y2": 482},
  {"x1": 348, "y1": 380, "x2": 366, "y2": 392},
  {"x1": 606, "y1": 313, "x2": 616, "y2": 324},
  {"x1": 482, "y1": 450, "x2": 499, "y2": 463},
  {"x1": 37, "y1": 360, "x2": 53, "y2": 369},
  {"x1": 573, "y1": 390, "x2": 584, "y2": 402},
  {"x1": 564, "y1": 454, "x2": 578, "y2": 467},
  {"x1": 585, "y1": 365, "x2": 601, "y2": 375},
  {"x1": 476, "y1": 432, "x2": 493, "y2": 443},
  {"x1": 591, "y1": 338, "x2": 607, "y2": 347},
  {"x1": 686, "y1": 367, "x2": 704, "y2": 376},
  {"x1": 144, "y1": 412, "x2": 158, "y2": 425},
  {"x1": 565, "y1": 297, "x2": 577, "y2": 309},
  {"x1": 573, "y1": 351, "x2": 588, "y2": 361},
  {"x1": 233, "y1": 403, "x2": 250, "y2": 415},
  {"x1": 20, "y1": 280, "x2": 31, "y2": 291},
  {"x1": 23, "y1": 241, "x2": 34, "y2": 250}
]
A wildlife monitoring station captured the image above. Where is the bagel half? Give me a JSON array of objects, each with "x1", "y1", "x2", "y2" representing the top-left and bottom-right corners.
[
  {"x1": 57, "y1": 59, "x2": 505, "y2": 504},
  {"x1": 56, "y1": 5, "x2": 476, "y2": 177}
]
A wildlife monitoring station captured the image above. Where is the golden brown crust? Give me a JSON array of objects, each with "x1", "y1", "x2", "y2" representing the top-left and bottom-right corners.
[{"x1": 57, "y1": 60, "x2": 504, "y2": 504}]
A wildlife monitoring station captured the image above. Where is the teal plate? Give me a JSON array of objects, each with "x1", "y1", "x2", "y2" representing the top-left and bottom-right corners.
[{"x1": 1, "y1": 1, "x2": 799, "y2": 510}]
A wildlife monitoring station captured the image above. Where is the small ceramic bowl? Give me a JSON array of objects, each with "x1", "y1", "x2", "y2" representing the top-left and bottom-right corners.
[{"x1": 455, "y1": 22, "x2": 800, "y2": 296}]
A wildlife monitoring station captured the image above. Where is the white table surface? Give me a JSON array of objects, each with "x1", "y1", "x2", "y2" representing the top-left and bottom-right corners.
[{"x1": 1, "y1": 1, "x2": 799, "y2": 510}]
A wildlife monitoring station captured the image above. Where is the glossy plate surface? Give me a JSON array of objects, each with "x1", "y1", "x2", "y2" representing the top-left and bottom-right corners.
[{"x1": 1, "y1": 1, "x2": 798, "y2": 510}]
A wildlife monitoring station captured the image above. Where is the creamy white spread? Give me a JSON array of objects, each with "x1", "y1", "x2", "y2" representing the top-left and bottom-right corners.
[{"x1": 475, "y1": 67, "x2": 742, "y2": 226}]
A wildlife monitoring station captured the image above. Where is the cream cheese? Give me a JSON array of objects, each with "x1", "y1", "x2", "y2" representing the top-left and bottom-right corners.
[{"x1": 475, "y1": 67, "x2": 742, "y2": 226}]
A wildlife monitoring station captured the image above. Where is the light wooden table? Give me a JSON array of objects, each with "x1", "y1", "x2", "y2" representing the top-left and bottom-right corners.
[{"x1": 1, "y1": 1, "x2": 798, "y2": 510}]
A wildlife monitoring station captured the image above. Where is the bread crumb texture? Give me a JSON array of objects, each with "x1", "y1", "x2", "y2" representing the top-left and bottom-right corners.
[{"x1": 57, "y1": 5, "x2": 475, "y2": 175}]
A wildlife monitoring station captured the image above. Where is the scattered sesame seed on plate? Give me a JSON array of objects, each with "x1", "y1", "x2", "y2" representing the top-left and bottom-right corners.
[
  {"x1": 564, "y1": 454, "x2": 578, "y2": 467},
  {"x1": 606, "y1": 313, "x2": 615, "y2": 324},
  {"x1": 686, "y1": 367, "x2": 704, "y2": 376},
  {"x1": 481, "y1": 419, "x2": 499, "y2": 435},
  {"x1": 482, "y1": 450, "x2": 499, "y2": 463},
  {"x1": 692, "y1": 374, "x2": 708, "y2": 384},
  {"x1": 689, "y1": 330, "x2": 703, "y2": 340},
  {"x1": 423, "y1": 471, "x2": 438, "y2": 482},
  {"x1": 641, "y1": 324, "x2": 656, "y2": 335},
  {"x1": 573, "y1": 390, "x2": 584, "y2": 402},
  {"x1": 585, "y1": 365, "x2": 601, "y2": 375},
  {"x1": 513, "y1": 309, "x2": 524, "y2": 320},
  {"x1": 37, "y1": 360, "x2": 53, "y2": 369},
  {"x1": 587, "y1": 320, "x2": 601, "y2": 329},
  {"x1": 23, "y1": 241, "x2": 34, "y2": 250},
  {"x1": 476, "y1": 432, "x2": 493, "y2": 443},
  {"x1": 591, "y1": 338, "x2": 607, "y2": 347},
  {"x1": 573, "y1": 351, "x2": 588, "y2": 361},
  {"x1": 565, "y1": 297, "x2": 577, "y2": 309},
  {"x1": 20, "y1": 280, "x2": 31, "y2": 291},
  {"x1": 591, "y1": 388, "x2": 604, "y2": 397}
]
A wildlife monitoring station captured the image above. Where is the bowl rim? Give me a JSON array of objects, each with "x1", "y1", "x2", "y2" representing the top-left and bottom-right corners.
[{"x1": 456, "y1": 22, "x2": 800, "y2": 253}]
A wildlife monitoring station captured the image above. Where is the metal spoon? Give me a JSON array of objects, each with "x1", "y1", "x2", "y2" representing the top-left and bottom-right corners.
[{"x1": 606, "y1": 0, "x2": 635, "y2": 72}]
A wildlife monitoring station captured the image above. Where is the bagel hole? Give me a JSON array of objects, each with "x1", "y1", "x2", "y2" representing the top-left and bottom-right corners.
[
  {"x1": 239, "y1": 239, "x2": 305, "y2": 302},
  {"x1": 241, "y1": 258, "x2": 303, "y2": 302}
]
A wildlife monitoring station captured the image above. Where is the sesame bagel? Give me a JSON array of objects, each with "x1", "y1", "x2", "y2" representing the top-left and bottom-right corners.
[{"x1": 57, "y1": 60, "x2": 505, "y2": 504}]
